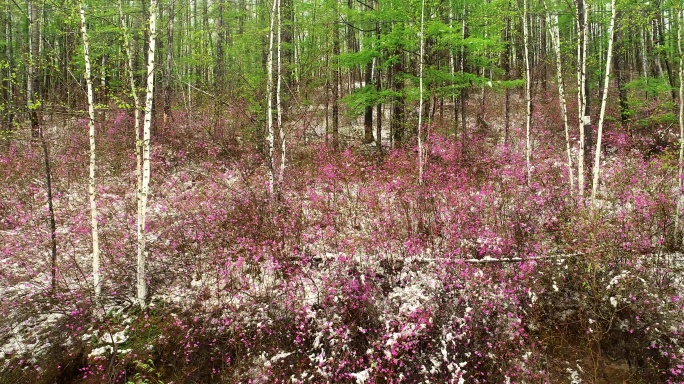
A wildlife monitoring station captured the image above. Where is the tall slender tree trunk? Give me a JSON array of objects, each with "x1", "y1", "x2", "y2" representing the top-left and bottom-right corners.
[
  {"x1": 640, "y1": 27, "x2": 649, "y2": 98},
  {"x1": 417, "y1": 0, "x2": 425, "y2": 185},
  {"x1": 80, "y1": 1, "x2": 101, "y2": 300},
  {"x1": 363, "y1": 59, "x2": 374, "y2": 143},
  {"x1": 655, "y1": 7, "x2": 677, "y2": 102},
  {"x1": 332, "y1": 4, "x2": 340, "y2": 151},
  {"x1": 614, "y1": 22, "x2": 629, "y2": 125},
  {"x1": 28, "y1": 0, "x2": 39, "y2": 139},
  {"x1": 2, "y1": 0, "x2": 13, "y2": 134},
  {"x1": 676, "y1": 9, "x2": 684, "y2": 243},
  {"x1": 576, "y1": 0, "x2": 589, "y2": 195},
  {"x1": 375, "y1": 5, "x2": 383, "y2": 154},
  {"x1": 376, "y1": 58, "x2": 383, "y2": 155},
  {"x1": 281, "y1": 0, "x2": 294, "y2": 91},
  {"x1": 119, "y1": 0, "x2": 143, "y2": 303},
  {"x1": 545, "y1": 4, "x2": 574, "y2": 194},
  {"x1": 522, "y1": 0, "x2": 532, "y2": 183},
  {"x1": 277, "y1": 0, "x2": 285, "y2": 190},
  {"x1": 591, "y1": 0, "x2": 616, "y2": 202},
  {"x1": 216, "y1": 0, "x2": 224, "y2": 87},
  {"x1": 138, "y1": 0, "x2": 157, "y2": 308},
  {"x1": 503, "y1": 1, "x2": 511, "y2": 145},
  {"x1": 41, "y1": 130, "x2": 57, "y2": 294},
  {"x1": 267, "y1": 0, "x2": 277, "y2": 195},
  {"x1": 163, "y1": 0, "x2": 174, "y2": 125},
  {"x1": 449, "y1": 1, "x2": 457, "y2": 140},
  {"x1": 459, "y1": 2, "x2": 467, "y2": 153}
]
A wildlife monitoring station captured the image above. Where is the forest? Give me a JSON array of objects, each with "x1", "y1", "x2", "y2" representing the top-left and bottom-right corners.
[{"x1": 1, "y1": 0, "x2": 684, "y2": 382}]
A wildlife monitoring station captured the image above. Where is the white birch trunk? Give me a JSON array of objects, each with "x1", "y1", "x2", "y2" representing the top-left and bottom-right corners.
[
  {"x1": 118, "y1": 0, "x2": 142, "y2": 214},
  {"x1": 277, "y1": 0, "x2": 285, "y2": 188},
  {"x1": 138, "y1": 0, "x2": 157, "y2": 307},
  {"x1": 640, "y1": 28, "x2": 649, "y2": 80},
  {"x1": 577, "y1": 3, "x2": 588, "y2": 195},
  {"x1": 678, "y1": 9, "x2": 684, "y2": 243},
  {"x1": 417, "y1": 0, "x2": 425, "y2": 185},
  {"x1": 545, "y1": 7, "x2": 574, "y2": 194},
  {"x1": 79, "y1": 2, "x2": 101, "y2": 300},
  {"x1": 267, "y1": 0, "x2": 277, "y2": 196},
  {"x1": 590, "y1": 0, "x2": 616, "y2": 202},
  {"x1": 523, "y1": 0, "x2": 532, "y2": 182},
  {"x1": 118, "y1": 0, "x2": 144, "y2": 302}
]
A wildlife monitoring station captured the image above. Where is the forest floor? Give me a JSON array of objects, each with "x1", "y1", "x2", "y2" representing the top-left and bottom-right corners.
[{"x1": 2, "y1": 87, "x2": 684, "y2": 383}]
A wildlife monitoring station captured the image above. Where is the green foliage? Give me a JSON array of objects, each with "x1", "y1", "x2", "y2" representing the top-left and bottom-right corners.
[
  {"x1": 126, "y1": 359, "x2": 164, "y2": 384},
  {"x1": 343, "y1": 85, "x2": 398, "y2": 114},
  {"x1": 338, "y1": 49, "x2": 377, "y2": 68},
  {"x1": 625, "y1": 76, "x2": 673, "y2": 99}
]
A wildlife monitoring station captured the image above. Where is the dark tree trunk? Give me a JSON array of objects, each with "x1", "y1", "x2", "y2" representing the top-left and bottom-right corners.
[
  {"x1": 164, "y1": 0, "x2": 175, "y2": 125},
  {"x1": 40, "y1": 131, "x2": 57, "y2": 295},
  {"x1": 332, "y1": 14, "x2": 340, "y2": 151},
  {"x1": 282, "y1": 0, "x2": 294, "y2": 92},
  {"x1": 391, "y1": 50, "x2": 405, "y2": 145},
  {"x1": 363, "y1": 60, "x2": 374, "y2": 143},
  {"x1": 2, "y1": 0, "x2": 14, "y2": 134},
  {"x1": 503, "y1": 3, "x2": 511, "y2": 145},
  {"x1": 655, "y1": 9, "x2": 677, "y2": 102},
  {"x1": 614, "y1": 20, "x2": 629, "y2": 125},
  {"x1": 376, "y1": 14, "x2": 383, "y2": 155}
]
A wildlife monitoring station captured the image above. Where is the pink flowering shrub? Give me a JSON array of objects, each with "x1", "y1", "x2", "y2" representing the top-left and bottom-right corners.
[{"x1": 1, "y1": 99, "x2": 684, "y2": 383}]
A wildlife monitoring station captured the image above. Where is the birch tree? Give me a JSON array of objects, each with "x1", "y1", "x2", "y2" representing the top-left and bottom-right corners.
[
  {"x1": 522, "y1": 0, "x2": 532, "y2": 182},
  {"x1": 576, "y1": 0, "x2": 589, "y2": 195},
  {"x1": 267, "y1": 0, "x2": 277, "y2": 196},
  {"x1": 591, "y1": 0, "x2": 617, "y2": 202},
  {"x1": 277, "y1": 0, "x2": 286, "y2": 189},
  {"x1": 118, "y1": 0, "x2": 144, "y2": 303},
  {"x1": 79, "y1": 1, "x2": 101, "y2": 299},
  {"x1": 544, "y1": 2, "x2": 574, "y2": 194},
  {"x1": 138, "y1": 0, "x2": 157, "y2": 307},
  {"x1": 677, "y1": 8, "x2": 684, "y2": 242},
  {"x1": 417, "y1": 0, "x2": 425, "y2": 185}
]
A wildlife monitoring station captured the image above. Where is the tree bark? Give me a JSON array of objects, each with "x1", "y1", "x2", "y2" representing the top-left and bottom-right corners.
[
  {"x1": 677, "y1": 9, "x2": 684, "y2": 243},
  {"x1": 576, "y1": 0, "x2": 589, "y2": 195},
  {"x1": 277, "y1": 0, "x2": 285, "y2": 190},
  {"x1": 119, "y1": 0, "x2": 143, "y2": 294},
  {"x1": 80, "y1": 1, "x2": 101, "y2": 300},
  {"x1": 163, "y1": 0, "x2": 174, "y2": 125},
  {"x1": 545, "y1": 5, "x2": 574, "y2": 194},
  {"x1": 522, "y1": 0, "x2": 532, "y2": 182},
  {"x1": 591, "y1": 0, "x2": 616, "y2": 202},
  {"x1": 418, "y1": 0, "x2": 425, "y2": 185},
  {"x1": 503, "y1": 1, "x2": 511, "y2": 145},
  {"x1": 655, "y1": 6, "x2": 676, "y2": 102},
  {"x1": 267, "y1": 0, "x2": 277, "y2": 195},
  {"x1": 332, "y1": 4, "x2": 340, "y2": 151},
  {"x1": 2, "y1": 0, "x2": 13, "y2": 134},
  {"x1": 40, "y1": 130, "x2": 57, "y2": 294},
  {"x1": 28, "y1": 0, "x2": 39, "y2": 139},
  {"x1": 614, "y1": 21, "x2": 629, "y2": 125},
  {"x1": 363, "y1": 59, "x2": 374, "y2": 143},
  {"x1": 138, "y1": 0, "x2": 157, "y2": 308}
]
